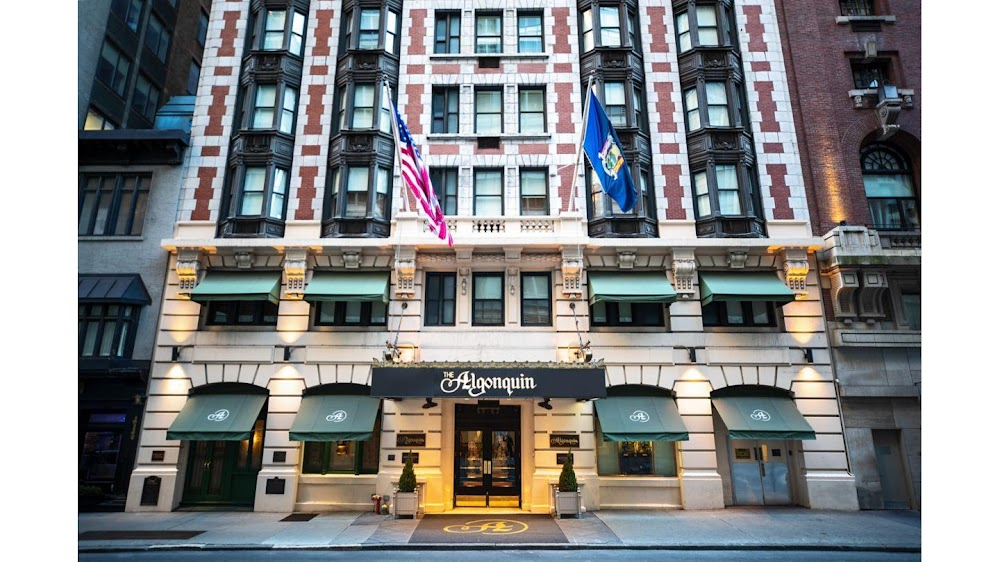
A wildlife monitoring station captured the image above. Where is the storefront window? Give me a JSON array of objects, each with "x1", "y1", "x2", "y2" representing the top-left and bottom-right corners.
[
  {"x1": 595, "y1": 420, "x2": 676, "y2": 476},
  {"x1": 301, "y1": 413, "x2": 382, "y2": 474}
]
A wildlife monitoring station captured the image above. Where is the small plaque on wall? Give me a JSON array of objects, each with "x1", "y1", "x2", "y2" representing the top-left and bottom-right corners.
[
  {"x1": 396, "y1": 433, "x2": 426, "y2": 447},
  {"x1": 557, "y1": 453, "x2": 575, "y2": 465},
  {"x1": 402, "y1": 452, "x2": 419, "y2": 464},
  {"x1": 273, "y1": 451, "x2": 287, "y2": 463},
  {"x1": 151, "y1": 450, "x2": 165, "y2": 462},
  {"x1": 550, "y1": 434, "x2": 580, "y2": 448},
  {"x1": 140, "y1": 476, "x2": 161, "y2": 506},
  {"x1": 265, "y1": 477, "x2": 286, "y2": 495}
]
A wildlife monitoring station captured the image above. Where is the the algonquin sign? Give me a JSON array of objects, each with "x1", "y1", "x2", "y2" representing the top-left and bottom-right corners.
[{"x1": 370, "y1": 364, "x2": 607, "y2": 399}]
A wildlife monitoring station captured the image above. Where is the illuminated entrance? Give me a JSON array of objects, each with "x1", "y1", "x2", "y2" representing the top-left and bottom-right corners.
[{"x1": 454, "y1": 403, "x2": 520, "y2": 508}]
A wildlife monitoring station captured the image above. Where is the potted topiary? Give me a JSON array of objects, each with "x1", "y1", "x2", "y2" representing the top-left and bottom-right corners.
[
  {"x1": 555, "y1": 453, "x2": 582, "y2": 518},
  {"x1": 394, "y1": 453, "x2": 419, "y2": 519},
  {"x1": 78, "y1": 485, "x2": 106, "y2": 512}
]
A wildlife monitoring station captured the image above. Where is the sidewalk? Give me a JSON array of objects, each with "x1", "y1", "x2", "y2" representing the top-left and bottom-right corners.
[{"x1": 78, "y1": 507, "x2": 920, "y2": 552}]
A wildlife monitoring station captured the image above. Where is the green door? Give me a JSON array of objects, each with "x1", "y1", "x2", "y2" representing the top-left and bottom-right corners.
[{"x1": 181, "y1": 419, "x2": 264, "y2": 507}]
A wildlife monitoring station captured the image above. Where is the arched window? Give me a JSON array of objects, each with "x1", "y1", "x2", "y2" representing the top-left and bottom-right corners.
[{"x1": 861, "y1": 144, "x2": 919, "y2": 230}]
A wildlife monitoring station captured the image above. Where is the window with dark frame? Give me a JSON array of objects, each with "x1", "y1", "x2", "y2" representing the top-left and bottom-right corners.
[
  {"x1": 474, "y1": 169, "x2": 503, "y2": 215},
  {"x1": 519, "y1": 168, "x2": 548, "y2": 216},
  {"x1": 590, "y1": 301, "x2": 664, "y2": 327},
  {"x1": 851, "y1": 59, "x2": 891, "y2": 89},
  {"x1": 472, "y1": 273, "x2": 504, "y2": 326},
  {"x1": 518, "y1": 87, "x2": 546, "y2": 133},
  {"x1": 352, "y1": 83, "x2": 376, "y2": 129},
  {"x1": 632, "y1": 84, "x2": 647, "y2": 131},
  {"x1": 263, "y1": 9, "x2": 287, "y2": 49},
  {"x1": 385, "y1": 10, "x2": 399, "y2": 55},
  {"x1": 518, "y1": 11, "x2": 543, "y2": 53},
  {"x1": 596, "y1": 418, "x2": 677, "y2": 476},
  {"x1": 476, "y1": 12, "x2": 502, "y2": 54},
  {"x1": 314, "y1": 301, "x2": 387, "y2": 326},
  {"x1": 79, "y1": 304, "x2": 140, "y2": 358},
  {"x1": 205, "y1": 300, "x2": 280, "y2": 326},
  {"x1": 434, "y1": 11, "x2": 461, "y2": 54},
  {"x1": 675, "y1": 6, "x2": 720, "y2": 53},
  {"x1": 430, "y1": 168, "x2": 458, "y2": 215},
  {"x1": 604, "y1": 82, "x2": 627, "y2": 127},
  {"x1": 131, "y1": 73, "x2": 161, "y2": 122},
  {"x1": 424, "y1": 272, "x2": 457, "y2": 326},
  {"x1": 840, "y1": 0, "x2": 876, "y2": 16},
  {"x1": 290, "y1": 11, "x2": 307, "y2": 56},
  {"x1": 96, "y1": 41, "x2": 131, "y2": 97},
  {"x1": 144, "y1": 14, "x2": 171, "y2": 62},
  {"x1": 358, "y1": 8, "x2": 381, "y2": 49},
  {"x1": 79, "y1": 173, "x2": 150, "y2": 236},
  {"x1": 521, "y1": 273, "x2": 551, "y2": 326},
  {"x1": 84, "y1": 108, "x2": 117, "y2": 131},
  {"x1": 861, "y1": 144, "x2": 919, "y2": 230},
  {"x1": 197, "y1": 9, "x2": 209, "y2": 46},
  {"x1": 475, "y1": 88, "x2": 503, "y2": 134},
  {"x1": 302, "y1": 413, "x2": 382, "y2": 474},
  {"x1": 237, "y1": 166, "x2": 289, "y2": 220},
  {"x1": 599, "y1": 5, "x2": 621, "y2": 47},
  {"x1": 186, "y1": 61, "x2": 201, "y2": 95},
  {"x1": 899, "y1": 292, "x2": 920, "y2": 330},
  {"x1": 432, "y1": 86, "x2": 460, "y2": 134},
  {"x1": 701, "y1": 300, "x2": 777, "y2": 327},
  {"x1": 111, "y1": 0, "x2": 143, "y2": 32}
]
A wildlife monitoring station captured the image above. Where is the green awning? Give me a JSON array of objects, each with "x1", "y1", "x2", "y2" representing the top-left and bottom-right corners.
[
  {"x1": 588, "y1": 271, "x2": 677, "y2": 305},
  {"x1": 595, "y1": 396, "x2": 689, "y2": 442},
  {"x1": 289, "y1": 395, "x2": 381, "y2": 441},
  {"x1": 699, "y1": 272, "x2": 795, "y2": 306},
  {"x1": 166, "y1": 394, "x2": 267, "y2": 441},
  {"x1": 304, "y1": 272, "x2": 389, "y2": 304},
  {"x1": 712, "y1": 396, "x2": 816, "y2": 440},
  {"x1": 189, "y1": 272, "x2": 281, "y2": 304}
]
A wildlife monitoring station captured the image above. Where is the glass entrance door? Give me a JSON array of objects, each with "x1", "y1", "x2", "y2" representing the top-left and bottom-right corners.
[
  {"x1": 455, "y1": 405, "x2": 520, "y2": 507},
  {"x1": 182, "y1": 419, "x2": 265, "y2": 507},
  {"x1": 729, "y1": 439, "x2": 791, "y2": 505}
]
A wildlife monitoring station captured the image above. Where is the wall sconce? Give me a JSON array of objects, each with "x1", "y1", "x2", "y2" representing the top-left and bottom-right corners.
[
  {"x1": 800, "y1": 347, "x2": 814, "y2": 363},
  {"x1": 537, "y1": 398, "x2": 553, "y2": 410},
  {"x1": 171, "y1": 345, "x2": 192, "y2": 362},
  {"x1": 571, "y1": 341, "x2": 593, "y2": 364},
  {"x1": 422, "y1": 398, "x2": 438, "y2": 409},
  {"x1": 282, "y1": 346, "x2": 304, "y2": 362}
]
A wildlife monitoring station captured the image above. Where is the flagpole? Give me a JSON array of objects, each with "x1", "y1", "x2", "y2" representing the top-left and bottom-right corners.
[
  {"x1": 384, "y1": 79, "x2": 412, "y2": 214},
  {"x1": 568, "y1": 74, "x2": 595, "y2": 214}
]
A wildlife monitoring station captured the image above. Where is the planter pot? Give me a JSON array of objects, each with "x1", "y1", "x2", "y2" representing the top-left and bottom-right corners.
[
  {"x1": 394, "y1": 491, "x2": 419, "y2": 519},
  {"x1": 555, "y1": 490, "x2": 582, "y2": 519}
]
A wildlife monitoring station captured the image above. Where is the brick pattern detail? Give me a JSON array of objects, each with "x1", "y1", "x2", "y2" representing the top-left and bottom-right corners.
[
  {"x1": 181, "y1": 1, "x2": 248, "y2": 222},
  {"x1": 738, "y1": 0, "x2": 809, "y2": 225},
  {"x1": 642, "y1": 4, "x2": 689, "y2": 220},
  {"x1": 288, "y1": 4, "x2": 339, "y2": 222}
]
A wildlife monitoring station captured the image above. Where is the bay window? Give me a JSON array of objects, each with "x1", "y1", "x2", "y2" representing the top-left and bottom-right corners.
[
  {"x1": 327, "y1": 163, "x2": 393, "y2": 221},
  {"x1": 691, "y1": 163, "x2": 756, "y2": 220},
  {"x1": 257, "y1": 8, "x2": 307, "y2": 56},
  {"x1": 675, "y1": 5, "x2": 721, "y2": 53},
  {"x1": 236, "y1": 166, "x2": 289, "y2": 220}
]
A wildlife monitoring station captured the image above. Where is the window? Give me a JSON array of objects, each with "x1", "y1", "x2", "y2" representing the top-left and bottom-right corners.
[
  {"x1": 599, "y1": 6, "x2": 621, "y2": 47},
  {"x1": 861, "y1": 144, "x2": 919, "y2": 230},
  {"x1": 474, "y1": 169, "x2": 503, "y2": 215},
  {"x1": 342, "y1": 10, "x2": 353, "y2": 53},
  {"x1": 675, "y1": 6, "x2": 720, "y2": 53},
  {"x1": 692, "y1": 165, "x2": 743, "y2": 218},
  {"x1": 144, "y1": 14, "x2": 171, "y2": 62},
  {"x1": 352, "y1": 84, "x2": 375, "y2": 128},
  {"x1": 683, "y1": 82, "x2": 730, "y2": 131},
  {"x1": 358, "y1": 9, "x2": 380, "y2": 49},
  {"x1": 521, "y1": 273, "x2": 551, "y2": 326},
  {"x1": 290, "y1": 11, "x2": 307, "y2": 55},
  {"x1": 79, "y1": 304, "x2": 139, "y2": 358},
  {"x1": 302, "y1": 413, "x2": 381, "y2": 474},
  {"x1": 702, "y1": 300, "x2": 777, "y2": 327},
  {"x1": 279, "y1": 87, "x2": 298, "y2": 134},
  {"x1": 596, "y1": 419, "x2": 676, "y2": 476},
  {"x1": 851, "y1": 60, "x2": 891, "y2": 89},
  {"x1": 900, "y1": 293, "x2": 920, "y2": 330},
  {"x1": 262, "y1": 10, "x2": 287, "y2": 49},
  {"x1": 197, "y1": 10, "x2": 209, "y2": 46},
  {"x1": 84, "y1": 108, "x2": 117, "y2": 131},
  {"x1": 683, "y1": 87, "x2": 701, "y2": 131},
  {"x1": 518, "y1": 11, "x2": 543, "y2": 53},
  {"x1": 79, "y1": 173, "x2": 149, "y2": 236},
  {"x1": 518, "y1": 87, "x2": 546, "y2": 133},
  {"x1": 472, "y1": 273, "x2": 504, "y2": 326},
  {"x1": 131, "y1": 73, "x2": 161, "y2": 121},
  {"x1": 334, "y1": 88, "x2": 346, "y2": 132},
  {"x1": 431, "y1": 168, "x2": 458, "y2": 215},
  {"x1": 111, "y1": 0, "x2": 143, "y2": 32},
  {"x1": 345, "y1": 166, "x2": 370, "y2": 217},
  {"x1": 632, "y1": 85, "x2": 647, "y2": 131},
  {"x1": 590, "y1": 301, "x2": 664, "y2": 327},
  {"x1": 519, "y1": 169, "x2": 548, "y2": 215},
  {"x1": 475, "y1": 88, "x2": 503, "y2": 134},
  {"x1": 434, "y1": 12, "x2": 461, "y2": 54},
  {"x1": 693, "y1": 169, "x2": 710, "y2": 218},
  {"x1": 476, "y1": 13, "x2": 502, "y2": 54},
  {"x1": 425, "y1": 272, "x2": 456, "y2": 326},
  {"x1": 840, "y1": 0, "x2": 876, "y2": 16},
  {"x1": 315, "y1": 301, "x2": 387, "y2": 326},
  {"x1": 604, "y1": 82, "x2": 627, "y2": 127},
  {"x1": 374, "y1": 166, "x2": 390, "y2": 219},
  {"x1": 248, "y1": 84, "x2": 297, "y2": 133},
  {"x1": 237, "y1": 166, "x2": 289, "y2": 220},
  {"x1": 431, "y1": 87, "x2": 460, "y2": 134},
  {"x1": 385, "y1": 10, "x2": 399, "y2": 54},
  {"x1": 205, "y1": 301, "x2": 279, "y2": 326},
  {"x1": 186, "y1": 61, "x2": 200, "y2": 95},
  {"x1": 581, "y1": 8, "x2": 594, "y2": 51},
  {"x1": 96, "y1": 41, "x2": 131, "y2": 97}
]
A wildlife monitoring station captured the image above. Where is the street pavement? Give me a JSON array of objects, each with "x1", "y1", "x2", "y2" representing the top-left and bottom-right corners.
[{"x1": 78, "y1": 507, "x2": 920, "y2": 553}]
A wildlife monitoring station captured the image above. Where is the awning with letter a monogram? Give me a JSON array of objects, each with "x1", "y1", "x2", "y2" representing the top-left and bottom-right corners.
[
  {"x1": 594, "y1": 396, "x2": 689, "y2": 442},
  {"x1": 712, "y1": 396, "x2": 816, "y2": 440},
  {"x1": 289, "y1": 395, "x2": 381, "y2": 441},
  {"x1": 166, "y1": 394, "x2": 267, "y2": 441}
]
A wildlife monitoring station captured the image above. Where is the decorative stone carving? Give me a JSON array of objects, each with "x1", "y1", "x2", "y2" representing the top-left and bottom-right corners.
[
  {"x1": 853, "y1": 94, "x2": 864, "y2": 109},
  {"x1": 782, "y1": 248, "x2": 810, "y2": 300},
  {"x1": 561, "y1": 247, "x2": 583, "y2": 297},
  {"x1": 507, "y1": 266, "x2": 519, "y2": 296},
  {"x1": 858, "y1": 270, "x2": 888, "y2": 320},
  {"x1": 458, "y1": 267, "x2": 470, "y2": 296},
  {"x1": 671, "y1": 249, "x2": 697, "y2": 299},
  {"x1": 175, "y1": 248, "x2": 202, "y2": 299},
  {"x1": 727, "y1": 250, "x2": 749, "y2": 269},
  {"x1": 876, "y1": 97, "x2": 902, "y2": 139},
  {"x1": 826, "y1": 267, "x2": 860, "y2": 320},
  {"x1": 394, "y1": 248, "x2": 416, "y2": 298},
  {"x1": 617, "y1": 250, "x2": 636, "y2": 270},
  {"x1": 235, "y1": 251, "x2": 254, "y2": 269},
  {"x1": 283, "y1": 249, "x2": 308, "y2": 300},
  {"x1": 342, "y1": 252, "x2": 360, "y2": 269}
]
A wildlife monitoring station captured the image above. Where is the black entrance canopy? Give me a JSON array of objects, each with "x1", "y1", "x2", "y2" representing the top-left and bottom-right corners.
[{"x1": 370, "y1": 362, "x2": 607, "y2": 399}]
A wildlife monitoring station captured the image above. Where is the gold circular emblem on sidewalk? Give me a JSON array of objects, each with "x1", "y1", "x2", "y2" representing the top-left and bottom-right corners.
[{"x1": 442, "y1": 519, "x2": 529, "y2": 535}]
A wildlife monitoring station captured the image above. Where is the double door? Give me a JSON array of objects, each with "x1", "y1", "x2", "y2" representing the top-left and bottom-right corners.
[
  {"x1": 182, "y1": 419, "x2": 264, "y2": 507},
  {"x1": 729, "y1": 439, "x2": 791, "y2": 505},
  {"x1": 455, "y1": 404, "x2": 520, "y2": 507}
]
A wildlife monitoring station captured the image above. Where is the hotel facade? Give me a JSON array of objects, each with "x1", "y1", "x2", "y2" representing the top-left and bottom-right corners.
[{"x1": 125, "y1": 0, "x2": 863, "y2": 513}]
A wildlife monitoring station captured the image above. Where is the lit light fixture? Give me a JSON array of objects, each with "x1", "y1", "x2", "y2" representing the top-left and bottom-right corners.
[
  {"x1": 171, "y1": 345, "x2": 192, "y2": 362},
  {"x1": 801, "y1": 347, "x2": 814, "y2": 363},
  {"x1": 422, "y1": 398, "x2": 438, "y2": 409},
  {"x1": 538, "y1": 398, "x2": 553, "y2": 410}
]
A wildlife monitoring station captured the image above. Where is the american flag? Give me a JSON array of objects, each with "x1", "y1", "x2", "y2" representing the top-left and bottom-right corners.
[{"x1": 389, "y1": 100, "x2": 453, "y2": 247}]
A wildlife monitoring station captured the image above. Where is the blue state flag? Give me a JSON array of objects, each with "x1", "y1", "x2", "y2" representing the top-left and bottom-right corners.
[{"x1": 582, "y1": 89, "x2": 637, "y2": 213}]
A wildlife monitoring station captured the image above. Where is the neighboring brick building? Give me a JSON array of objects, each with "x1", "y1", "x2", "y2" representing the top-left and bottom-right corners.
[
  {"x1": 776, "y1": 0, "x2": 921, "y2": 509},
  {"x1": 125, "y1": 0, "x2": 860, "y2": 514}
]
